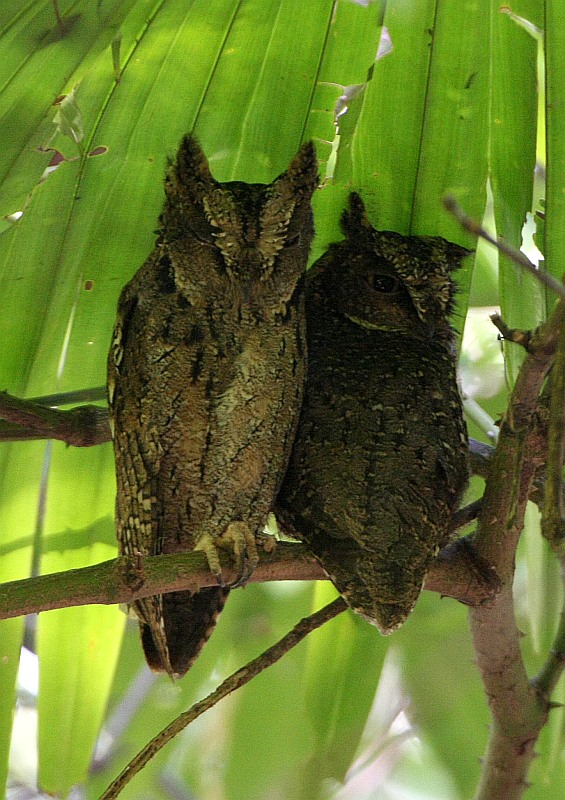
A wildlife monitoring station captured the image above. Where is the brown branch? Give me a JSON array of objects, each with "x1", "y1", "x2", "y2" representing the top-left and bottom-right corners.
[
  {"x1": 541, "y1": 308, "x2": 565, "y2": 551},
  {"x1": 0, "y1": 389, "x2": 499, "y2": 479},
  {"x1": 0, "y1": 392, "x2": 511, "y2": 527},
  {"x1": 490, "y1": 315, "x2": 533, "y2": 349},
  {"x1": 0, "y1": 389, "x2": 501, "y2": 615},
  {"x1": 451, "y1": 498, "x2": 483, "y2": 529},
  {"x1": 0, "y1": 391, "x2": 109, "y2": 446},
  {"x1": 469, "y1": 437, "x2": 495, "y2": 478},
  {"x1": 98, "y1": 597, "x2": 347, "y2": 800},
  {"x1": 469, "y1": 303, "x2": 565, "y2": 800},
  {"x1": 0, "y1": 535, "x2": 498, "y2": 622},
  {"x1": 528, "y1": 328, "x2": 565, "y2": 727},
  {"x1": 472, "y1": 306, "x2": 562, "y2": 571},
  {"x1": 443, "y1": 195, "x2": 565, "y2": 302},
  {"x1": 438, "y1": 197, "x2": 565, "y2": 798}
]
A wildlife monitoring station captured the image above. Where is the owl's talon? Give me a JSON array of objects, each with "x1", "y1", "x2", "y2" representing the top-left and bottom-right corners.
[
  {"x1": 195, "y1": 522, "x2": 259, "y2": 588},
  {"x1": 223, "y1": 520, "x2": 258, "y2": 587}
]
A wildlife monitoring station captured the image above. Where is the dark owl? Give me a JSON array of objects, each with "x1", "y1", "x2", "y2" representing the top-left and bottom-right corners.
[
  {"x1": 108, "y1": 136, "x2": 317, "y2": 677},
  {"x1": 276, "y1": 192, "x2": 469, "y2": 633}
]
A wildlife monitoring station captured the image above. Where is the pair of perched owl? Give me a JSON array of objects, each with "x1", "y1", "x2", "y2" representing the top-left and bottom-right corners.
[{"x1": 107, "y1": 136, "x2": 469, "y2": 678}]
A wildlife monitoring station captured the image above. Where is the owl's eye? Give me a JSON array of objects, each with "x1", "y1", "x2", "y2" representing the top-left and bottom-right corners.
[
  {"x1": 365, "y1": 272, "x2": 400, "y2": 293},
  {"x1": 284, "y1": 233, "x2": 301, "y2": 248},
  {"x1": 190, "y1": 227, "x2": 216, "y2": 245}
]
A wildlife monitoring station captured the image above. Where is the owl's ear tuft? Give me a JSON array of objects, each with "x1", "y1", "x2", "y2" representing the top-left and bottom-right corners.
[
  {"x1": 285, "y1": 141, "x2": 318, "y2": 197},
  {"x1": 341, "y1": 192, "x2": 374, "y2": 236},
  {"x1": 167, "y1": 135, "x2": 216, "y2": 200},
  {"x1": 269, "y1": 141, "x2": 318, "y2": 210}
]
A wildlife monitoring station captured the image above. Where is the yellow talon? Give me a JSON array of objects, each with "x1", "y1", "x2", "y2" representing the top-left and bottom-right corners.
[{"x1": 195, "y1": 521, "x2": 259, "y2": 588}]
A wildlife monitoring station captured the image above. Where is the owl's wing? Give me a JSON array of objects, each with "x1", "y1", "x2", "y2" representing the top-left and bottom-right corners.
[
  {"x1": 108, "y1": 255, "x2": 228, "y2": 677},
  {"x1": 108, "y1": 265, "x2": 171, "y2": 672}
]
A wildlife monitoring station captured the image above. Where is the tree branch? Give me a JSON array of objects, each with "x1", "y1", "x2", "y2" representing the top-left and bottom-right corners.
[
  {"x1": 541, "y1": 308, "x2": 565, "y2": 551},
  {"x1": 443, "y1": 196, "x2": 565, "y2": 302},
  {"x1": 0, "y1": 391, "x2": 494, "y2": 466},
  {"x1": 0, "y1": 534, "x2": 499, "y2": 622},
  {"x1": 0, "y1": 390, "x2": 109, "y2": 446},
  {"x1": 469, "y1": 301, "x2": 565, "y2": 800}
]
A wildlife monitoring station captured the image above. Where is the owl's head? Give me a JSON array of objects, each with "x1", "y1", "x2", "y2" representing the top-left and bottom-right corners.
[
  {"x1": 312, "y1": 193, "x2": 470, "y2": 336},
  {"x1": 162, "y1": 136, "x2": 318, "y2": 312}
]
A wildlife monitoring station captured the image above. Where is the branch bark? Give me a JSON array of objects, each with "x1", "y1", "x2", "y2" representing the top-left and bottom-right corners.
[
  {"x1": 0, "y1": 390, "x2": 109, "y2": 445},
  {"x1": 1, "y1": 391, "x2": 494, "y2": 463},
  {"x1": 469, "y1": 302, "x2": 565, "y2": 800},
  {"x1": 0, "y1": 535, "x2": 498, "y2": 622}
]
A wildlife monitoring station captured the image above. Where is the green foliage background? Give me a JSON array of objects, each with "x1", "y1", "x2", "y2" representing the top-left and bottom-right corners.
[{"x1": 0, "y1": 1, "x2": 563, "y2": 798}]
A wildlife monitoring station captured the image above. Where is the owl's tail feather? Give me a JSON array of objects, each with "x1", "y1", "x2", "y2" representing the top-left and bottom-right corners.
[{"x1": 141, "y1": 587, "x2": 229, "y2": 678}]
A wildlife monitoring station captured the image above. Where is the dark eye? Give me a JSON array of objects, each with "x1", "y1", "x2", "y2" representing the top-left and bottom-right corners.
[
  {"x1": 190, "y1": 227, "x2": 216, "y2": 245},
  {"x1": 284, "y1": 233, "x2": 301, "y2": 248},
  {"x1": 365, "y1": 272, "x2": 400, "y2": 293},
  {"x1": 186, "y1": 216, "x2": 216, "y2": 245}
]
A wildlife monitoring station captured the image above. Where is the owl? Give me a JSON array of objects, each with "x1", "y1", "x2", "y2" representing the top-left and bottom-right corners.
[
  {"x1": 276, "y1": 192, "x2": 469, "y2": 633},
  {"x1": 107, "y1": 136, "x2": 317, "y2": 677}
]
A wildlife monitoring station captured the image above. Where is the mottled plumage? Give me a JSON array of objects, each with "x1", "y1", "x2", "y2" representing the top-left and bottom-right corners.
[
  {"x1": 108, "y1": 136, "x2": 317, "y2": 677},
  {"x1": 276, "y1": 192, "x2": 469, "y2": 632}
]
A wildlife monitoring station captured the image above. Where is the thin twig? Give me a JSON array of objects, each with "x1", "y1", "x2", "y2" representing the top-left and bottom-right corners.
[
  {"x1": 451, "y1": 498, "x2": 483, "y2": 529},
  {"x1": 443, "y1": 195, "x2": 565, "y2": 302},
  {"x1": 490, "y1": 315, "x2": 533, "y2": 350},
  {"x1": 98, "y1": 598, "x2": 347, "y2": 800},
  {"x1": 30, "y1": 387, "x2": 108, "y2": 406}
]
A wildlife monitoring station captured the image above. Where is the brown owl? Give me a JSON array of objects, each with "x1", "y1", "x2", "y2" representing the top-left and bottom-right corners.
[
  {"x1": 108, "y1": 136, "x2": 317, "y2": 677},
  {"x1": 276, "y1": 192, "x2": 469, "y2": 633}
]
